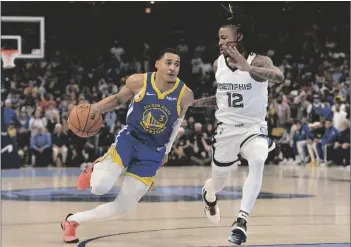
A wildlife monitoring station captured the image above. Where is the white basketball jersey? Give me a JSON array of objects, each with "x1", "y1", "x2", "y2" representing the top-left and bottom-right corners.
[{"x1": 215, "y1": 53, "x2": 268, "y2": 125}]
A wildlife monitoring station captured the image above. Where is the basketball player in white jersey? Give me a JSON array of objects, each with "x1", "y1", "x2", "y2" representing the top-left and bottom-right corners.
[{"x1": 192, "y1": 5, "x2": 284, "y2": 245}]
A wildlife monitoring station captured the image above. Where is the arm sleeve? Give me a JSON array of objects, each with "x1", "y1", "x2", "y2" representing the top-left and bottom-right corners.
[{"x1": 165, "y1": 117, "x2": 184, "y2": 154}]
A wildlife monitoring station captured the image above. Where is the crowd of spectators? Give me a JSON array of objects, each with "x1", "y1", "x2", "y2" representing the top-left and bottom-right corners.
[{"x1": 1, "y1": 5, "x2": 349, "y2": 169}]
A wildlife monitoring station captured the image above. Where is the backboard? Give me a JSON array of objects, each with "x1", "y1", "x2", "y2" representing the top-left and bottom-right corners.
[{"x1": 1, "y1": 16, "x2": 45, "y2": 59}]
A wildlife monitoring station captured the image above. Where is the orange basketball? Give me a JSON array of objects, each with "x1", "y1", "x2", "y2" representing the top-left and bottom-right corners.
[{"x1": 68, "y1": 104, "x2": 103, "y2": 138}]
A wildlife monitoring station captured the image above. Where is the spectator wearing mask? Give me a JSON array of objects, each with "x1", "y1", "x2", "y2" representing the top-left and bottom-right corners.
[
  {"x1": 275, "y1": 96, "x2": 291, "y2": 126},
  {"x1": 310, "y1": 94, "x2": 324, "y2": 123},
  {"x1": 30, "y1": 126, "x2": 52, "y2": 167}
]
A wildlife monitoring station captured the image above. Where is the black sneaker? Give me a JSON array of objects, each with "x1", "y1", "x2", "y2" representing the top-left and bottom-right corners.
[{"x1": 228, "y1": 217, "x2": 247, "y2": 245}]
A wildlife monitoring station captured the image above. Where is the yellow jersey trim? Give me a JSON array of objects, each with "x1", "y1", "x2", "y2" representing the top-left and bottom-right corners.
[
  {"x1": 95, "y1": 144, "x2": 124, "y2": 168},
  {"x1": 125, "y1": 172, "x2": 155, "y2": 186},
  {"x1": 134, "y1": 73, "x2": 148, "y2": 102},
  {"x1": 177, "y1": 84, "x2": 187, "y2": 117},
  {"x1": 151, "y1": 72, "x2": 181, "y2": 99}
]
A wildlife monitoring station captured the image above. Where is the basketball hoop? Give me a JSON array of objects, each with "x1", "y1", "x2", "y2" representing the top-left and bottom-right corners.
[{"x1": 1, "y1": 49, "x2": 20, "y2": 69}]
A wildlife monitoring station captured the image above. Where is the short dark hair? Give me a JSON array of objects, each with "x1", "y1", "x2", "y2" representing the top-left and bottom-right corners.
[{"x1": 157, "y1": 48, "x2": 180, "y2": 60}]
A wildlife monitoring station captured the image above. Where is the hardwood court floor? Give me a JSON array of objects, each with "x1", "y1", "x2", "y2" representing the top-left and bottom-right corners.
[{"x1": 1, "y1": 165, "x2": 350, "y2": 247}]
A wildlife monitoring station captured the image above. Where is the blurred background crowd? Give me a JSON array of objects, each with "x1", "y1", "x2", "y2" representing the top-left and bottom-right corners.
[{"x1": 1, "y1": 2, "x2": 350, "y2": 169}]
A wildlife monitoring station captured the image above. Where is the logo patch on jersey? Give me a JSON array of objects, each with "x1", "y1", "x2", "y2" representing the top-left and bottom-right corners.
[
  {"x1": 166, "y1": 96, "x2": 177, "y2": 101},
  {"x1": 140, "y1": 104, "x2": 171, "y2": 134}
]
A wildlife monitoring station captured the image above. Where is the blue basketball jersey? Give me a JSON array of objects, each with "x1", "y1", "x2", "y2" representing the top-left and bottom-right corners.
[{"x1": 126, "y1": 72, "x2": 186, "y2": 147}]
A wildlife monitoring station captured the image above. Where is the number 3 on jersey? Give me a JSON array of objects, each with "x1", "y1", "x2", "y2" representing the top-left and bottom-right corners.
[{"x1": 226, "y1": 92, "x2": 244, "y2": 108}]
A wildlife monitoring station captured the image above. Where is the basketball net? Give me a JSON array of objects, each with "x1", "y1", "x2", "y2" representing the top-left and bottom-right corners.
[{"x1": 1, "y1": 49, "x2": 20, "y2": 69}]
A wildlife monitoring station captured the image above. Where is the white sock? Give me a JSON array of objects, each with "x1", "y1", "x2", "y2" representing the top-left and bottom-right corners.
[
  {"x1": 238, "y1": 210, "x2": 249, "y2": 221},
  {"x1": 68, "y1": 176, "x2": 149, "y2": 224},
  {"x1": 204, "y1": 164, "x2": 231, "y2": 202}
]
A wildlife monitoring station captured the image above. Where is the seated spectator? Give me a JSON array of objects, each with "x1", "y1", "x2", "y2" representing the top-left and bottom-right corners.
[
  {"x1": 333, "y1": 103, "x2": 347, "y2": 131},
  {"x1": 30, "y1": 126, "x2": 52, "y2": 167},
  {"x1": 3, "y1": 99, "x2": 19, "y2": 128},
  {"x1": 321, "y1": 119, "x2": 340, "y2": 166},
  {"x1": 294, "y1": 120, "x2": 311, "y2": 164},
  {"x1": 310, "y1": 95, "x2": 324, "y2": 123},
  {"x1": 17, "y1": 110, "x2": 31, "y2": 165},
  {"x1": 29, "y1": 110, "x2": 47, "y2": 135},
  {"x1": 45, "y1": 102, "x2": 61, "y2": 133},
  {"x1": 307, "y1": 122, "x2": 325, "y2": 166},
  {"x1": 333, "y1": 120, "x2": 350, "y2": 167},
  {"x1": 276, "y1": 124, "x2": 295, "y2": 165},
  {"x1": 320, "y1": 99, "x2": 333, "y2": 122},
  {"x1": 52, "y1": 124, "x2": 69, "y2": 167}
]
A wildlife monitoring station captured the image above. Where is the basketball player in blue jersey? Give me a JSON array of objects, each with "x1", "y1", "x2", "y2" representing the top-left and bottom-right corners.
[{"x1": 61, "y1": 48, "x2": 194, "y2": 243}]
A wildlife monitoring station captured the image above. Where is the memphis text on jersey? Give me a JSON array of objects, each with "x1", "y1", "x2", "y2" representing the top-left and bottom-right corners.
[{"x1": 217, "y1": 83, "x2": 252, "y2": 91}]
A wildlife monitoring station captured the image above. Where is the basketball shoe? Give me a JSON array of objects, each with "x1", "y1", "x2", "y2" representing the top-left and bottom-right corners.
[
  {"x1": 61, "y1": 213, "x2": 79, "y2": 243},
  {"x1": 228, "y1": 217, "x2": 247, "y2": 245},
  {"x1": 201, "y1": 186, "x2": 221, "y2": 224}
]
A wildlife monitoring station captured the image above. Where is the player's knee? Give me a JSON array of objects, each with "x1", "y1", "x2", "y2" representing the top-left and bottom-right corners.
[
  {"x1": 91, "y1": 162, "x2": 118, "y2": 195},
  {"x1": 244, "y1": 137, "x2": 269, "y2": 169},
  {"x1": 122, "y1": 176, "x2": 149, "y2": 196}
]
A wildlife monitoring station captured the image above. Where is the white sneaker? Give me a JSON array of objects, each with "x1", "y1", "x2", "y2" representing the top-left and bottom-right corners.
[{"x1": 201, "y1": 187, "x2": 221, "y2": 224}]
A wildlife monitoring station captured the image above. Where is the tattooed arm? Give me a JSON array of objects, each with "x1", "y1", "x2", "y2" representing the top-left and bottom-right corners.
[
  {"x1": 192, "y1": 96, "x2": 217, "y2": 107},
  {"x1": 225, "y1": 46, "x2": 284, "y2": 83},
  {"x1": 249, "y1": 55, "x2": 284, "y2": 83}
]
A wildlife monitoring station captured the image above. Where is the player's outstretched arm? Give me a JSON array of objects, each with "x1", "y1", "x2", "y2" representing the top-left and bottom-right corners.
[
  {"x1": 191, "y1": 96, "x2": 217, "y2": 107},
  {"x1": 93, "y1": 74, "x2": 144, "y2": 113}
]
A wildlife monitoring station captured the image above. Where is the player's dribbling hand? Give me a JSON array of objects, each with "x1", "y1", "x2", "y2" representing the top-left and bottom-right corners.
[{"x1": 225, "y1": 46, "x2": 251, "y2": 72}]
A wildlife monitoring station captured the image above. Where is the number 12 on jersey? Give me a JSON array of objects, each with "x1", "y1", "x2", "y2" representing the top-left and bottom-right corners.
[{"x1": 226, "y1": 92, "x2": 244, "y2": 108}]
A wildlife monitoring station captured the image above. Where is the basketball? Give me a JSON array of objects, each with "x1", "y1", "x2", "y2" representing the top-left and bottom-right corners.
[{"x1": 68, "y1": 104, "x2": 103, "y2": 138}]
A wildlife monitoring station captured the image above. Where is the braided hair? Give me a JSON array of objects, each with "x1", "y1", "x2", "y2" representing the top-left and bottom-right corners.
[{"x1": 220, "y1": 4, "x2": 257, "y2": 53}]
